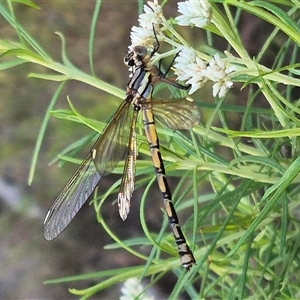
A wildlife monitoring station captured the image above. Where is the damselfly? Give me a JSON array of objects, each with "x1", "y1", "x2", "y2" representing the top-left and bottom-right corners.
[{"x1": 43, "y1": 39, "x2": 199, "y2": 270}]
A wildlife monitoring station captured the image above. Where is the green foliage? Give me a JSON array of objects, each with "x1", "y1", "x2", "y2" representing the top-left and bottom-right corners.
[{"x1": 2, "y1": 0, "x2": 300, "y2": 299}]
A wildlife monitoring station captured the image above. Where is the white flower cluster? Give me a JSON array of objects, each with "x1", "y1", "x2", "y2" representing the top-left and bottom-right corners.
[
  {"x1": 176, "y1": 0, "x2": 212, "y2": 28},
  {"x1": 129, "y1": 0, "x2": 236, "y2": 97},
  {"x1": 174, "y1": 48, "x2": 236, "y2": 97},
  {"x1": 120, "y1": 278, "x2": 154, "y2": 300},
  {"x1": 130, "y1": 0, "x2": 165, "y2": 49}
]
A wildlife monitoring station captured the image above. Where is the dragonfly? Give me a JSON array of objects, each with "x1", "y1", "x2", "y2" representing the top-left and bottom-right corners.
[{"x1": 43, "y1": 38, "x2": 199, "y2": 270}]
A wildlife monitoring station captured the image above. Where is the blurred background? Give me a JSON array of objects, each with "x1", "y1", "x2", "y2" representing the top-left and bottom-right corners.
[{"x1": 0, "y1": 1, "x2": 272, "y2": 299}]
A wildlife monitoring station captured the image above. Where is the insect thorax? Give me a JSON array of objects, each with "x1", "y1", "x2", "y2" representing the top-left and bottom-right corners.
[{"x1": 125, "y1": 45, "x2": 154, "y2": 102}]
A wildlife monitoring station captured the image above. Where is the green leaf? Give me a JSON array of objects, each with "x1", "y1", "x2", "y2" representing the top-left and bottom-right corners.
[
  {"x1": 28, "y1": 73, "x2": 69, "y2": 81},
  {"x1": 55, "y1": 32, "x2": 76, "y2": 68},
  {"x1": 28, "y1": 82, "x2": 67, "y2": 185},
  {"x1": 227, "y1": 157, "x2": 300, "y2": 257},
  {"x1": 213, "y1": 127, "x2": 300, "y2": 138},
  {"x1": 12, "y1": 0, "x2": 40, "y2": 9},
  {"x1": 226, "y1": 0, "x2": 300, "y2": 44},
  {"x1": 89, "y1": 0, "x2": 102, "y2": 76},
  {"x1": 66, "y1": 97, "x2": 106, "y2": 133},
  {"x1": 0, "y1": 48, "x2": 48, "y2": 64},
  {"x1": 0, "y1": 58, "x2": 26, "y2": 70},
  {"x1": 252, "y1": 1, "x2": 299, "y2": 33}
]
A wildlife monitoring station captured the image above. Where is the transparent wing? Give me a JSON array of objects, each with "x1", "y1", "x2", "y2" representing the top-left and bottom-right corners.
[
  {"x1": 93, "y1": 97, "x2": 133, "y2": 175},
  {"x1": 151, "y1": 98, "x2": 200, "y2": 130},
  {"x1": 43, "y1": 99, "x2": 133, "y2": 240},
  {"x1": 117, "y1": 110, "x2": 138, "y2": 221},
  {"x1": 43, "y1": 153, "x2": 100, "y2": 240}
]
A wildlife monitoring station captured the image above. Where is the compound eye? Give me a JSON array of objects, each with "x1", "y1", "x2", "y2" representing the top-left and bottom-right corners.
[{"x1": 133, "y1": 45, "x2": 147, "y2": 58}]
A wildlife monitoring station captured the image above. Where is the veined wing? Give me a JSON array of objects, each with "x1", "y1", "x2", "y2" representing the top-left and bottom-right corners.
[
  {"x1": 93, "y1": 96, "x2": 134, "y2": 175},
  {"x1": 117, "y1": 109, "x2": 139, "y2": 221},
  {"x1": 43, "y1": 98, "x2": 133, "y2": 241},
  {"x1": 151, "y1": 98, "x2": 200, "y2": 130},
  {"x1": 43, "y1": 153, "x2": 100, "y2": 240}
]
